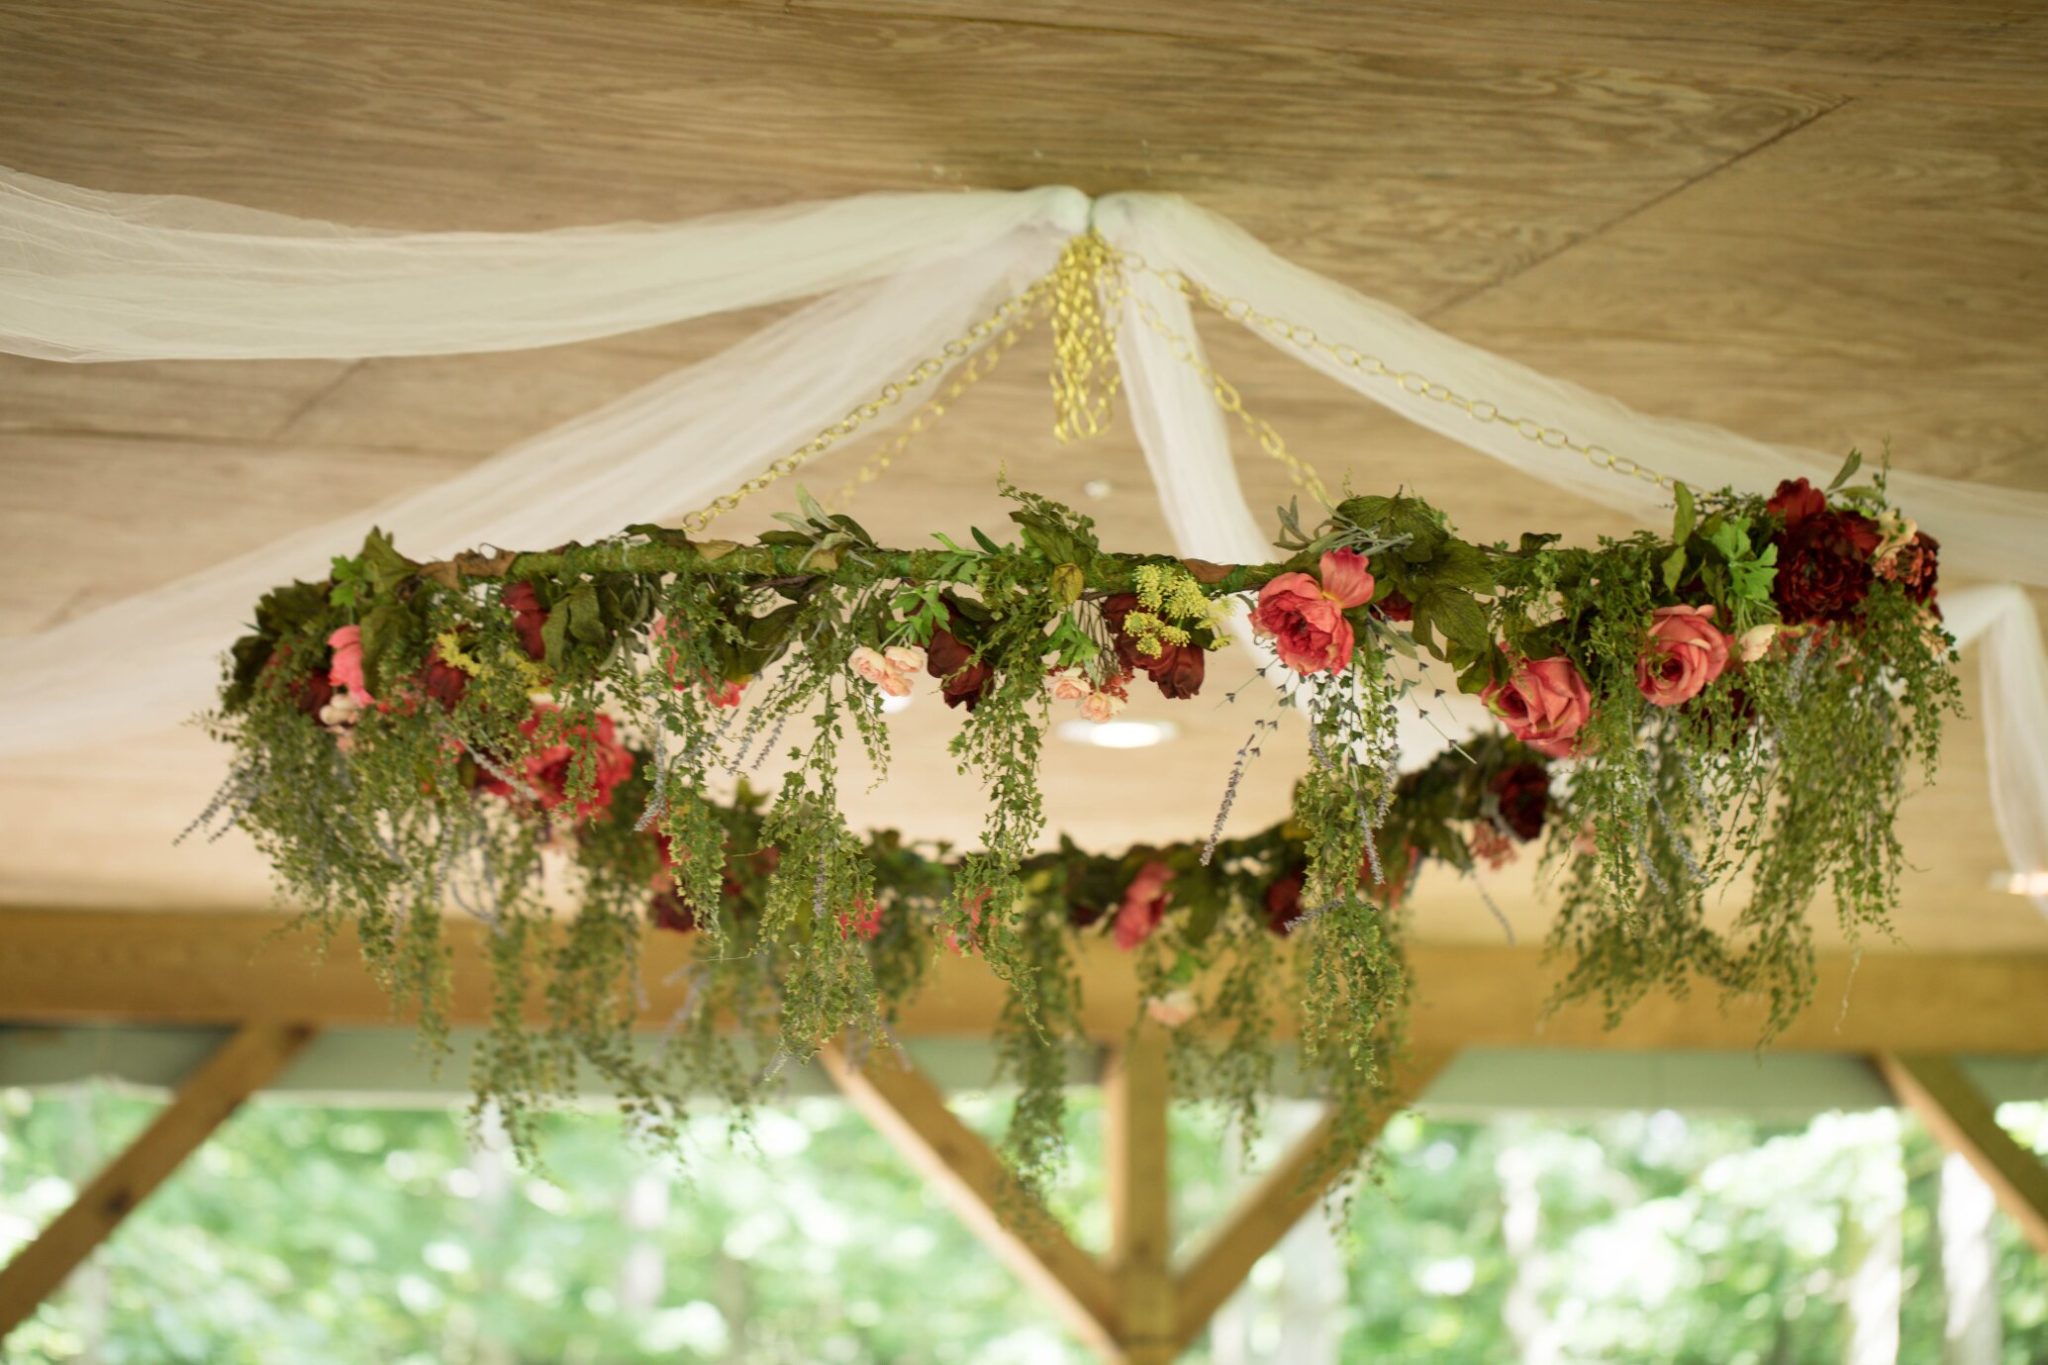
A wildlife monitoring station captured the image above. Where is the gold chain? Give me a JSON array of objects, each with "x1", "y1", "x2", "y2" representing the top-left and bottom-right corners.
[
  {"x1": 679, "y1": 284, "x2": 1051, "y2": 533},
  {"x1": 1120, "y1": 284, "x2": 1333, "y2": 505},
  {"x1": 1048, "y1": 231, "x2": 1121, "y2": 442},
  {"x1": 837, "y1": 308, "x2": 1042, "y2": 505},
  {"x1": 1114, "y1": 249, "x2": 1676, "y2": 492}
]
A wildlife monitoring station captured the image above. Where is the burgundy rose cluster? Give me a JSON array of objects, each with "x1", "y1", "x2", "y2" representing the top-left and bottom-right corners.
[{"x1": 1767, "y1": 477, "x2": 1939, "y2": 624}]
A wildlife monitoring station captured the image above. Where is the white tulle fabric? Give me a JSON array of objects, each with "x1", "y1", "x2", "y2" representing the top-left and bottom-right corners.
[
  {"x1": 0, "y1": 167, "x2": 1090, "y2": 361},
  {"x1": 1, "y1": 170, "x2": 2042, "y2": 902}
]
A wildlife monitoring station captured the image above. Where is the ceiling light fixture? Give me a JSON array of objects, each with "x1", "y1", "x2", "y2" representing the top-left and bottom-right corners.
[
  {"x1": 1992, "y1": 869, "x2": 2048, "y2": 897},
  {"x1": 1057, "y1": 718, "x2": 1178, "y2": 750}
]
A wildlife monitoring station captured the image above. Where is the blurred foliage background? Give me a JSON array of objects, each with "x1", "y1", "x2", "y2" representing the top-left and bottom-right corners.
[{"x1": 4, "y1": 1085, "x2": 2047, "y2": 1363}]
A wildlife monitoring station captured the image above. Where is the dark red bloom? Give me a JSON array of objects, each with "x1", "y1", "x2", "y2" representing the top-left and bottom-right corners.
[
  {"x1": 926, "y1": 627, "x2": 993, "y2": 711},
  {"x1": 1068, "y1": 901, "x2": 1106, "y2": 929},
  {"x1": 648, "y1": 890, "x2": 697, "y2": 935},
  {"x1": 1882, "y1": 531, "x2": 1940, "y2": 605},
  {"x1": 290, "y1": 669, "x2": 334, "y2": 719},
  {"x1": 1767, "y1": 478, "x2": 1828, "y2": 530},
  {"x1": 1489, "y1": 763, "x2": 1550, "y2": 842},
  {"x1": 420, "y1": 656, "x2": 470, "y2": 711},
  {"x1": 1377, "y1": 591, "x2": 1414, "y2": 624},
  {"x1": 501, "y1": 581, "x2": 549, "y2": 661},
  {"x1": 1263, "y1": 872, "x2": 1305, "y2": 937},
  {"x1": 1774, "y1": 509, "x2": 1881, "y2": 624},
  {"x1": 1099, "y1": 592, "x2": 1205, "y2": 699}
]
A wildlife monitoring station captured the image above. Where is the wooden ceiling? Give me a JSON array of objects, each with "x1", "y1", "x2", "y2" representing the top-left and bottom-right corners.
[{"x1": 1, "y1": 0, "x2": 2044, "y2": 957}]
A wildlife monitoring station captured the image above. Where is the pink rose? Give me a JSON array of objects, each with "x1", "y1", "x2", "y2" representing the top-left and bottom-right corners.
[
  {"x1": 1144, "y1": 990, "x2": 1198, "y2": 1029},
  {"x1": 1045, "y1": 667, "x2": 1093, "y2": 703},
  {"x1": 1635, "y1": 605, "x2": 1730, "y2": 708},
  {"x1": 1482, "y1": 656, "x2": 1592, "y2": 759},
  {"x1": 851, "y1": 644, "x2": 923, "y2": 698},
  {"x1": 1114, "y1": 860, "x2": 1175, "y2": 950},
  {"x1": 1250, "y1": 550, "x2": 1375, "y2": 676},
  {"x1": 705, "y1": 677, "x2": 745, "y2": 708},
  {"x1": 327, "y1": 625, "x2": 376, "y2": 706},
  {"x1": 1079, "y1": 689, "x2": 1125, "y2": 722}
]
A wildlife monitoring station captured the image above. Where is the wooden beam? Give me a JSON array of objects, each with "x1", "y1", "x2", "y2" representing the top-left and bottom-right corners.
[
  {"x1": 818, "y1": 1041, "x2": 1123, "y2": 1358},
  {"x1": 1878, "y1": 1053, "x2": 2048, "y2": 1256},
  {"x1": 1105, "y1": 1028, "x2": 1173, "y2": 1365},
  {"x1": 0, "y1": 1022, "x2": 314, "y2": 1341},
  {"x1": 1171, "y1": 1049, "x2": 1453, "y2": 1353},
  {"x1": 6, "y1": 909, "x2": 2048, "y2": 1052}
]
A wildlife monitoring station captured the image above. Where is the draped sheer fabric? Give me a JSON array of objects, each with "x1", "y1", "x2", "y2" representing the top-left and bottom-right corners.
[{"x1": 2, "y1": 168, "x2": 2041, "y2": 905}]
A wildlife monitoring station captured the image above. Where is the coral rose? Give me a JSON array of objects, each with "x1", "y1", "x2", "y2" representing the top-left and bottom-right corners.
[
  {"x1": 1250, "y1": 549, "x2": 1375, "y2": 676},
  {"x1": 478, "y1": 705, "x2": 635, "y2": 821},
  {"x1": 1114, "y1": 860, "x2": 1175, "y2": 950},
  {"x1": 1635, "y1": 605, "x2": 1731, "y2": 708},
  {"x1": 1481, "y1": 656, "x2": 1592, "y2": 759}
]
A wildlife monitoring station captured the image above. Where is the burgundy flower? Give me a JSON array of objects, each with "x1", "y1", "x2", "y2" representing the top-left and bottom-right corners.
[
  {"x1": 476, "y1": 705, "x2": 635, "y2": 821},
  {"x1": 1263, "y1": 871, "x2": 1305, "y2": 937},
  {"x1": 1377, "y1": 591, "x2": 1414, "y2": 624},
  {"x1": 501, "y1": 582, "x2": 549, "y2": 661},
  {"x1": 926, "y1": 626, "x2": 993, "y2": 711},
  {"x1": 1882, "y1": 530, "x2": 1940, "y2": 605},
  {"x1": 1774, "y1": 509, "x2": 1881, "y2": 624},
  {"x1": 648, "y1": 890, "x2": 698, "y2": 935},
  {"x1": 420, "y1": 655, "x2": 470, "y2": 712},
  {"x1": 1489, "y1": 764, "x2": 1550, "y2": 842},
  {"x1": 1099, "y1": 594, "x2": 1205, "y2": 700},
  {"x1": 1766, "y1": 477, "x2": 1828, "y2": 529}
]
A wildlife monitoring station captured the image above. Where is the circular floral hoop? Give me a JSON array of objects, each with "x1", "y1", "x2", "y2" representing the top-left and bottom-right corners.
[{"x1": 203, "y1": 457, "x2": 1956, "y2": 1183}]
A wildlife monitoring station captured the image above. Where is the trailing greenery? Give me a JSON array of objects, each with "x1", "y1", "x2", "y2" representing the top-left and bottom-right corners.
[{"x1": 200, "y1": 459, "x2": 1957, "y2": 1188}]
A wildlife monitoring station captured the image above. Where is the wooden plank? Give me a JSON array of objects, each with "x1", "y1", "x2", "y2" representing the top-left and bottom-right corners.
[
  {"x1": 1878, "y1": 1053, "x2": 2048, "y2": 1257},
  {"x1": 1104, "y1": 1028, "x2": 1173, "y2": 1365},
  {"x1": 5, "y1": 909, "x2": 2048, "y2": 1053},
  {"x1": 818, "y1": 1041, "x2": 1122, "y2": 1356},
  {"x1": 0, "y1": 1022, "x2": 314, "y2": 1340},
  {"x1": 1170, "y1": 1049, "x2": 1453, "y2": 1352}
]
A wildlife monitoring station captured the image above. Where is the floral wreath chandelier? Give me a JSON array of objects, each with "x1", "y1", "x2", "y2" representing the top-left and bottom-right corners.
[{"x1": 197, "y1": 230, "x2": 1958, "y2": 1183}]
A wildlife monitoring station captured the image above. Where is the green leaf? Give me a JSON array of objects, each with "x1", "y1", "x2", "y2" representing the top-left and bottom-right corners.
[
  {"x1": 1827, "y1": 448, "x2": 1862, "y2": 492},
  {"x1": 1671, "y1": 481, "x2": 1696, "y2": 544},
  {"x1": 358, "y1": 528, "x2": 416, "y2": 596},
  {"x1": 970, "y1": 527, "x2": 1004, "y2": 556},
  {"x1": 359, "y1": 600, "x2": 422, "y2": 693},
  {"x1": 1661, "y1": 542, "x2": 1688, "y2": 595},
  {"x1": 1415, "y1": 587, "x2": 1490, "y2": 661}
]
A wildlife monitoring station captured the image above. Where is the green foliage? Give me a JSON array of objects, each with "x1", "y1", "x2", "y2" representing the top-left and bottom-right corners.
[{"x1": 203, "y1": 472, "x2": 1957, "y2": 1189}]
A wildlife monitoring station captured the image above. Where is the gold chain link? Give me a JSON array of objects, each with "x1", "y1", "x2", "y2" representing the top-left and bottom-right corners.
[
  {"x1": 1120, "y1": 284, "x2": 1333, "y2": 505},
  {"x1": 682, "y1": 229, "x2": 1668, "y2": 534},
  {"x1": 679, "y1": 283, "x2": 1052, "y2": 533},
  {"x1": 837, "y1": 308, "x2": 1042, "y2": 505},
  {"x1": 1048, "y1": 231, "x2": 1121, "y2": 442},
  {"x1": 1113, "y1": 249, "x2": 1676, "y2": 493}
]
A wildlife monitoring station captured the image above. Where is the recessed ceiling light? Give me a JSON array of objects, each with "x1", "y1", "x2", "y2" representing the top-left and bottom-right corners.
[
  {"x1": 881, "y1": 692, "x2": 915, "y2": 715},
  {"x1": 1057, "y1": 718, "x2": 1178, "y2": 749},
  {"x1": 1992, "y1": 869, "x2": 2048, "y2": 896},
  {"x1": 1083, "y1": 479, "x2": 1114, "y2": 500}
]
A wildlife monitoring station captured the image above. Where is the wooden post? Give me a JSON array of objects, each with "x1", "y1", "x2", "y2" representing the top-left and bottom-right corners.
[
  {"x1": 0, "y1": 1022, "x2": 314, "y2": 1341},
  {"x1": 819, "y1": 1042, "x2": 1124, "y2": 1358},
  {"x1": 1105, "y1": 1027, "x2": 1174, "y2": 1365},
  {"x1": 1172, "y1": 1050, "x2": 1452, "y2": 1354},
  {"x1": 1878, "y1": 1052, "x2": 2048, "y2": 1256}
]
